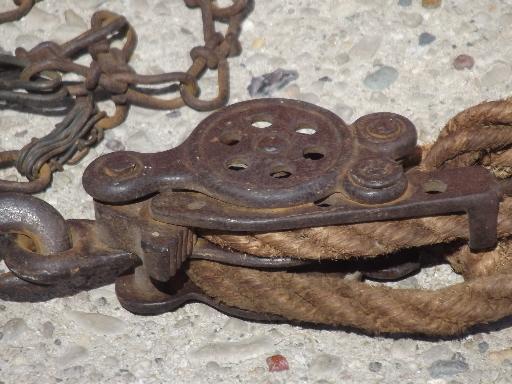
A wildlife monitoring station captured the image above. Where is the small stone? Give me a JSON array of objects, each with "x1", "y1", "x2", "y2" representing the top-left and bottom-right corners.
[
  {"x1": 190, "y1": 335, "x2": 274, "y2": 364},
  {"x1": 251, "y1": 37, "x2": 265, "y2": 49},
  {"x1": 173, "y1": 317, "x2": 193, "y2": 328},
  {"x1": 1, "y1": 318, "x2": 30, "y2": 342},
  {"x1": 221, "y1": 318, "x2": 250, "y2": 336},
  {"x1": 421, "y1": 345, "x2": 454, "y2": 364},
  {"x1": 398, "y1": 0, "x2": 412, "y2": 6},
  {"x1": 428, "y1": 355, "x2": 469, "y2": 378},
  {"x1": 117, "y1": 369, "x2": 136, "y2": 382},
  {"x1": 368, "y1": 361, "x2": 382, "y2": 372},
  {"x1": 419, "y1": 32, "x2": 436, "y2": 46},
  {"x1": 64, "y1": 311, "x2": 127, "y2": 335},
  {"x1": 40, "y1": 321, "x2": 55, "y2": 338},
  {"x1": 0, "y1": 304, "x2": 6, "y2": 311},
  {"x1": 489, "y1": 348, "x2": 512, "y2": 364},
  {"x1": 14, "y1": 130, "x2": 27, "y2": 137},
  {"x1": 308, "y1": 353, "x2": 341, "y2": 376},
  {"x1": 154, "y1": 357, "x2": 164, "y2": 365},
  {"x1": 59, "y1": 344, "x2": 88, "y2": 366},
  {"x1": 335, "y1": 53, "x2": 350, "y2": 65},
  {"x1": 126, "y1": 130, "x2": 156, "y2": 152},
  {"x1": 481, "y1": 62, "x2": 512, "y2": 88},
  {"x1": 349, "y1": 36, "x2": 382, "y2": 60},
  {"x1": 205, "y1": 361, "x2": 228, "y2": 374},
  {"x1": 266, "y1": 354, "x2": 289, "y2": 372},
  {"x1": 390, "y1": 340, "x2": 418, "y2": 360},
  {"x1": 477, "y1": 341, "x2": 489, "y2": 353},
  {"x1": 247, "y1": 68, "x2": 299, "y2": 97},
  {"x1": 334, "y1": 103, "x2": 354, "y2": 122},
  {"x1": 422, "y1": 0, "x2": 441, "y2": 9},
  {"x1": 95, "y1": 297, "x2": 108, "y2": 306},
  {"x1": 363, "y1": 66, "x2": 399, "y2": 90},
  {"x1": 64, "y1": 9, "x2": 87, "y2": 29},
  {"x1": 453, "y1": 54, "x2": 475, "y2": 70},
  {"x1": 401, "y1": 12, "x2": 423, "y2": 28},
  {"x1": 166, "y1": 110, "x2": 182, "y2": 119}
]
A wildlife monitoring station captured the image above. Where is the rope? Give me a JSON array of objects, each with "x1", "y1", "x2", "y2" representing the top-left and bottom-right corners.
[{"x1": 186, "y1": 99, "x2": 512, "y2": 335}]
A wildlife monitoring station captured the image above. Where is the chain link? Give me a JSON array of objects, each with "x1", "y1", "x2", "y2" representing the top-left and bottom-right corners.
[{"x1": 0, "y1": 0, "x2": 249, "y2": 192}]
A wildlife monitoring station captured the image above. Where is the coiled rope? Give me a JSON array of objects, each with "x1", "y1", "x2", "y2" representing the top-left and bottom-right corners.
[{"x1": 187, "y1": 99, "x2": 512, "y2": 336}]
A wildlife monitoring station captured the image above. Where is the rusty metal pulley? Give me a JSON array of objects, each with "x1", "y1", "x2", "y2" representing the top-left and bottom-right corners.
[
  {"x1": 0, "y1": 98, "x2": 501, "y2": 321},
  {"x1": 83, "y1": 99, "x2": 500, "y2": 251}
]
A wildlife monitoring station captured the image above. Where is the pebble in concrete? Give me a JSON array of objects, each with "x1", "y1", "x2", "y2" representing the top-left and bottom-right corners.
[
  {"x1": 422, "y1": 0, "x2": 442, "y2": 8},
  {"x1": 363, "y1": 66, "x2": 399, "y2": 90},
  {"x1": 40, "y1": 321, "x2": 55, "y2": 338},
  {"x1": 453, "y1": 54, "x2": 475, "y2": 70},
  {"x1": 308, "y1": 353, "x2": 342, "y2": 376},
  {"x1": 368, "y1": 361, "x2": 382, "y2": 372},
  {"x1": 402, "y1": 12, "x2": 424, "y2": 28},
  {"x1": 477, "y1": 341, "x2": 489, "y2": 353},
  {"x1": 64, "y1": 311, "x2": 127, "y2": 335},
  {"x1": 349, "y1": 36, "x2": 382, "y2": 60},
  {"x1": 419, "y1": 32, "x2": 436, "y2": 46},
  {"x1": 105, "y1": 138, "x2": 125, "y2": 152},
  {"x1": 190, "y1": 335, "x2": 274, "y2": 364},
  {"x1": 1, "y1": 318, "x2": 30, "y2": 343},
  {"x1": 59, "y1": 344, "x2": 88, "y2": 367},
  {"x1": 481, "y1": 62, "x2": 512, "y2": 88},
  {"x1": 266, "y1": 354, "x2": 289, "y2": 372},
  {"x1": 428, "y1": 354, "x2": 469, "y2": 378},
  {"x1": 247, "y1": 68, "x2": 299, "y2": 97}
]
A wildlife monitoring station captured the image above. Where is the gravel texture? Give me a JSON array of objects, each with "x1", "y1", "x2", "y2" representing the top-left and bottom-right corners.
[{"x1": 2, "y1": 0, "x2": 512, "y2": 383}]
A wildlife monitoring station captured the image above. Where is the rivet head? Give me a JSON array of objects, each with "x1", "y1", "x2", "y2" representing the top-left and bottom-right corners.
[
  {"x1": 103, "y1": 155, "x2": 139, "y2": 178},
  {"x1": 349, "y1": 157, "x2": 403, "y2": 189},
  {"x1": 344, "y1": 157, "x2": 407, "y2": 204},
  {"x1": 353, "y1": 113, "x2": 417, "y2": 159}
]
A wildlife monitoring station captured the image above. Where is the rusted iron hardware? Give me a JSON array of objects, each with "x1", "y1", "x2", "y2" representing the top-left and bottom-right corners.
[
  {"x1": 0, "y1": 1, "x2": 249, "y2": 193},
  {"x1": 0, "y1": 99, "x2": 502, "y2": 319},
  {"x1": 0, "y1": 0, "x2": 34, "y2": 24}
]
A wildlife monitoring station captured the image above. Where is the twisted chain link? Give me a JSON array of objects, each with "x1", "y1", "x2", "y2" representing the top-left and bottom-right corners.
[{"x1": 0, "y1": 1, "x2": 249, "y2": 191}]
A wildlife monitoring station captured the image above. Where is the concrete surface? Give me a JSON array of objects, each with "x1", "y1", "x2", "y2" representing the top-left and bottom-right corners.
[{"x1": 1, "y1": 0, "x2": 512, "y2": 383}]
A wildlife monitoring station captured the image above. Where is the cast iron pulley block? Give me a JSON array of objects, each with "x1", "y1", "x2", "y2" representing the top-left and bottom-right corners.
[
  {"x1": 84, "y1": 98, "x2": 501, "y2": 251},
  {"x1": 0, "y1": 98, "x2": 502, "y2": 318}
]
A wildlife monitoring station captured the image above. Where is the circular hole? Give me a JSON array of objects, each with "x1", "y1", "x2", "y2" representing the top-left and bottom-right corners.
[
  {"x1": 270, "y1": 170, "x2": 292, "y2": 179},
  {"x1": 303, "y1": 147, "x2": 325, "y2": 160},
  {"x1": 270, "y1": 164, "x2": 293, "y2": 179},
  {"x1": 296, "y1": 127, "x2": 317, "y2": 135},
  {"x1": 423, "y1": 179, "x2": 447, "y2": 194},
  {"x1": 14, "y1": 233, "x2": 38, "y2": 252},
  {"x1": 227, "y1": 161, "x2": 248, "y2": 171},
  {"x1": 252, "y1": 120, "x2": 272, "y2": 129},
  {"x1": 220, "y1": 132, "x2": 241, "y2": 146}
]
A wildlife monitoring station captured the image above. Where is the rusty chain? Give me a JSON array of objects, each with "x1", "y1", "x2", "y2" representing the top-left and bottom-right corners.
[{"x1": 0, "y1": 1, "x2": 249, "y2": 192}]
